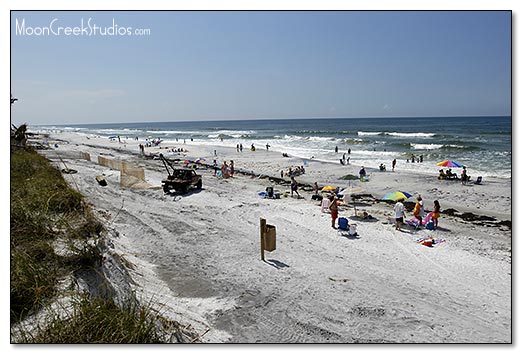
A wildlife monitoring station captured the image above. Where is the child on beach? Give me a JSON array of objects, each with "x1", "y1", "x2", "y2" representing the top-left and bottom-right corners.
[
  {"x1": 328, "y1": 195, "x2": 339, "y2": 228},
  {"x1": 413, "y1": 195, "x2": 424, "y2": 229},
  {"x1": 394, "y1": 198, "x2": 406, "y2": 231},
  {"x1": 432, "y1": 200, "x2": 441, "y2": 230}
]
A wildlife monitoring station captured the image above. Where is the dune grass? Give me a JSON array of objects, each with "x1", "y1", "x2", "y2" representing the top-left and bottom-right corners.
[
  {"x1": 10, "y1": 148, "x2": 87, "y2": 322},
  {"x1": 17, "y1": 295, "x2": 163, "y2": 343},
  {"x1": 10, "y1": 147, "x2": 170, "y2": 343}
]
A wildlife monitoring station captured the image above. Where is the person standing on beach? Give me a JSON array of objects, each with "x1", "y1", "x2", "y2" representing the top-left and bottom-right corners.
[
  {"x1": 392, "y1": 159, "x2": 396, "y2": 171},
  {"x1": 335, "y1": 146, "x2": 338, "y2": 153},
  {"x1": 213, "y1": 159, "x2": 218, "y2": 176},
  {"x1": 314, "y1": 182, "x2": 319, "y2": 195},
  {"x1": 328, "y1": 195, "x2": 339, "y2": 228},
  {"x1": 240, "y1": 143, "x2": 243, "y2": 152},
  {"x1": 432, "y1": 200, "x2": 441, "y2": 230},
  {"x1": 221, "y1": 161, "x2": 229, "y2": 177},
  {"x1": 461, "y1": 166, "x2": 468, "y2": 185},
  {"x1": 413, "y1": 195, "x2": 424, "y2": 229},
  {"x1": 348, "y1": 148, "x2": 351, "y2": 154},
  {"x1": 290, "y1": 177, "x2": 300, "y2": 197},
  {"x1": 236, "y1": 144, "x2": 239, "y2": 152},
  {"x1": 394, "y1": 198, "x2": 406, "y2": 231}
]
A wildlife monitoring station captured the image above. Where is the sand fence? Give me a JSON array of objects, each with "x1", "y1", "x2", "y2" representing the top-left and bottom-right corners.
[{"x1": 97, "y1": 155, "x2": 156, "y2": 189}]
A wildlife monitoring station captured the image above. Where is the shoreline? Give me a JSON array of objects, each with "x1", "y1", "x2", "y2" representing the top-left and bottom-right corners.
[{"x1": 39, "y1": 130, "x2": 512, "y2": 222}]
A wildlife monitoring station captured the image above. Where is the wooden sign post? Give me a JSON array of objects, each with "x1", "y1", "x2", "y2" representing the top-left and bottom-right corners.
[
  {"x1": 260, "y1": 218, "x2": 276, "y2": 261},
  {"x1": 260, "y1": 218, "x2": 266, "y2": 261}
]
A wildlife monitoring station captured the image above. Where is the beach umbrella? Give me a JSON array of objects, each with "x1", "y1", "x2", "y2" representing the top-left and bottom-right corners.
[
  {"x1": 382, "y1": 191, "x2": 411, "y2": 201},
  {"x1": 436, "y1": 160, "x2": 462, "y2": 168},
  {"x1": 340, "y1": 186, "x2": 366, "y2": 195},
  {"x1": 321, "y1": 185, "x2": 337, "y2": 192}
]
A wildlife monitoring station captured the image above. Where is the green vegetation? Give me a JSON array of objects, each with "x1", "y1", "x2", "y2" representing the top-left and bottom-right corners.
[
  {"x1": 11, "y1": 148, "x2": 89, "y2": 321},
  {"x1": 17, "y1": 296, "x2": 163, "y2": 343},
  {"x1": 11, "y1": 147, "x2": 176, "y2": 343}
]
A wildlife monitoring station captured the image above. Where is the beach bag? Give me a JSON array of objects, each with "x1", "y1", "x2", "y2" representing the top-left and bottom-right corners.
[
  {"x1": 349, "y1": 224, "x2": 357, "y2": 236},
  {"x1": 338, "y1": 217, "x2": 348, "y2": 230},
  {"x1": 425, "y1": 221, "x2": 435, "y2": 230}
]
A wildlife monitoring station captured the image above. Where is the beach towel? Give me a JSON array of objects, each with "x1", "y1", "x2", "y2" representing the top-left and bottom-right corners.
[{"x1": 416, "y1": 237, "x2": 445, "y2": 247}]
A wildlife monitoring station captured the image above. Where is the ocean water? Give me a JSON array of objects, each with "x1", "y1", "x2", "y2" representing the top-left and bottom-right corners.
[{"x1": 39, "y1": 116, "x2": 512, "y2": 179}]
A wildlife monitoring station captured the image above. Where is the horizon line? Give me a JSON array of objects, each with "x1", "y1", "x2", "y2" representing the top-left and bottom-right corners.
[{"x1": 30, "y1": 114, "x2": 512, "y2": 127}]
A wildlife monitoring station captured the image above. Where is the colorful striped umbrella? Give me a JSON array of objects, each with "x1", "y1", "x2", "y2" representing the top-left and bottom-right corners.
[
  {"x1": 436, "y1": 160, "x2": 462, "y2": 168},
  {"x1": 383, "y1": 191, "x2": 412, "y2": 201}
]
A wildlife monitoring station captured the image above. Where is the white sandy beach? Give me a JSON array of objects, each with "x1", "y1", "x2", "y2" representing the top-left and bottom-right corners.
[{"x1": 34, "y1": 131, "x2": 511, "y2": 343}]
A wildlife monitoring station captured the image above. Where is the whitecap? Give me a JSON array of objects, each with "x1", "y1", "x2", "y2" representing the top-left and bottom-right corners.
[{"x1": 411, "y1": 143, "x2": 443, "y2": 150}]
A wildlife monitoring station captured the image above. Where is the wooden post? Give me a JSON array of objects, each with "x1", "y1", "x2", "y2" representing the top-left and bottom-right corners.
[{"x1": 260, "y1": 218, "x2": 266, "y2": 261}]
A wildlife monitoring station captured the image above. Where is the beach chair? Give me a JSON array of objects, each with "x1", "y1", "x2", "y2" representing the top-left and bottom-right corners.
[
  {"x1": 338, "y1": 217, "x2": 349, "y2": 230},
  {"x1": 474, "y1": 176, "x2": 483, "y2": 185}
]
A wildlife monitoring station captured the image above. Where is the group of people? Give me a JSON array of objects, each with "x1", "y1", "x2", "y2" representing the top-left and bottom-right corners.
[
  {"x1": 282, "y1": 165, "x2": 306, "y2": 178},
  {"x1": 438, "y1": 168, "x2": 457, "y2": 180},
  {"x1": 393, "y1": 196, "x2": 441, "y2": 231},
  {"x1": 213, "y1": 159, "x2": 235, "y2": 178},
  {"x1": 234, "y1": 142, "x2": 272, "y2": 152},
  {"x1": 407, "y1": 154, "x2": 423, "y2": 163},
  {"x1": 438, "y1": 167, "x2": 471, "y2": 184},
  {"x1": 380, "y1": 158, "x2": 398, "y2": 172},
  {"x1": 339, "y1": 153, "x2": 351, "y2": 165}
]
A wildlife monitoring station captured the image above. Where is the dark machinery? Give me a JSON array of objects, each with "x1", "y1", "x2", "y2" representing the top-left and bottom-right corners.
[{"x1": 159, "y1": 154, "x2": 202, "y2": 194}]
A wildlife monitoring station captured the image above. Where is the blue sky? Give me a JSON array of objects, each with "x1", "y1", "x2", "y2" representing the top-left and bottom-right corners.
[{"x1": 10, "y1": 11, "x2": 511, "y2": 125}]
